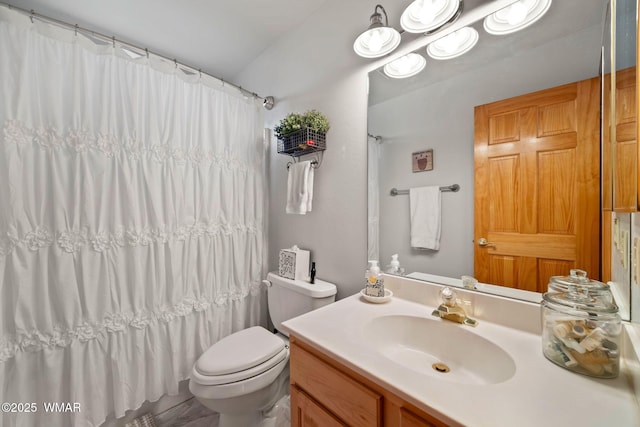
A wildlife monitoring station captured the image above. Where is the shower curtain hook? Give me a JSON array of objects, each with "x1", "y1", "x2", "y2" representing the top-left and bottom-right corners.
[
  {"x1": 29, "y1": 10, "x2": 34, "y2": 23},
  {"x1": 112, "y1": 36, "x2": 116, "y2": 48},
  {"x1": 74, "y1": 24, "x2": 78, "y2": 36},
  {"x1": 174, "y1": 58, "x2": 177, "y2": 69},
  {"x1": 145, "y1": 48, "x2": 149, "y2": 59}
]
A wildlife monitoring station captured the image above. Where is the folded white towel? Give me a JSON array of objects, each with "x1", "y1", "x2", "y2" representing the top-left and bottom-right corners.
[
  {"x1": 409, "y1": 186, "x2": 441, "y2": 250},
  {"x1": 286, "y1": 161, "x2": 315, "y2": 214}
]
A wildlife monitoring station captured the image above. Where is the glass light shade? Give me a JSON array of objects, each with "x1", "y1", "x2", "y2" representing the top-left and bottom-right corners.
[
  {"x1": 426, "y1": 27, "x2": 479, "y2": 60},
  {"x1": 354, "y1": 26, "x2": 401, "y2": 58},
  {"x1": 401, "y1": 0, "x2": 460, "y2": 34},
  {"x1": 483, "y1": 0, "x2": 552, "y2": 35},
  {"x1": 383, "y1": 53, "x2": 427, "y2": 78}
]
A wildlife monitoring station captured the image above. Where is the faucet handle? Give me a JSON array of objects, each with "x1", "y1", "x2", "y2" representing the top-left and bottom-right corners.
[
  {"x1": 463, "y1": 317, "x2": 478, "y2": 327},
  {"x1": 439, "y1": 286, "x2": 458, "y2": 307},
  {"x1": 433, "y1": 287, "x2": 478, "y2": 327}
]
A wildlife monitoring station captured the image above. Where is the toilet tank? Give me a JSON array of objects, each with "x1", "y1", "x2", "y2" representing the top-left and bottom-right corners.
[{"x1": 266, "y1": 272, "x2": 337, "y2": 336}]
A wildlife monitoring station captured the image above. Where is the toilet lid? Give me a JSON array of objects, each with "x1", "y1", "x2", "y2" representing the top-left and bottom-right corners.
[{"x1": 195, "y1": 326, "x2": 286, "y2": 376}]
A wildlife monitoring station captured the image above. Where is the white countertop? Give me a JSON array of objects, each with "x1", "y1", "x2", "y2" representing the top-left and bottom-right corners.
[{"x1": 281, "y1": 286, "x2": 640, "y2": 427}]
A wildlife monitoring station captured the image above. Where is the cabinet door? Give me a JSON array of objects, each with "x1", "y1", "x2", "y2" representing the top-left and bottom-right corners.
[
  {"x1": 291, "y1": 385, "x2": 347, "y2": 427},
  {"x1": 290, "y1": 341, "x2": 381, "y2": 427},
  {"x1": 399, "y1": 408, "x2": 438, "y2": 427}
]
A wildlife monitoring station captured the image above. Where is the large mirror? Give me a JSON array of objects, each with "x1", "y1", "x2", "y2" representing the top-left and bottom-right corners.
[
  {"x1": 367, "y1": 0, "x2": 634, "y2": 311},
  {"x1": 609, "y1": 0, "x2": 638, "y2": 321}
]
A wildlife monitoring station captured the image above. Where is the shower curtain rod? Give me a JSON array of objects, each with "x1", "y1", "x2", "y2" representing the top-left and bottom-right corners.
[{"x1": 2, "y1": 2, "x2": 269, "y2": 103}]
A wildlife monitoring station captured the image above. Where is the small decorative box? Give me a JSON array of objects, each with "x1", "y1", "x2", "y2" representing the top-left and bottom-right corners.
[{"x1": 278, "y1": 245, "x2": 310, "y2": 281}]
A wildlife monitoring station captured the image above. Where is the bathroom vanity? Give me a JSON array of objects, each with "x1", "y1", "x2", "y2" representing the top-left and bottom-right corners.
[
  {"x1": 289, "y1": 337, "x2": 444, "y2": 426},
  {"x1": 281, "y1": 275, "x2": 640, "y2": 427}
]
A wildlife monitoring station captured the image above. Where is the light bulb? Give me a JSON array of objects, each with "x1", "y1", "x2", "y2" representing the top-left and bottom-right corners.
[
  {"x1": 383, "y1": 53, "x2": 426, "y2": 78},
  {"x1": 417, "y1": 0, "x2": 446, "y2": 24},
  {"x1": 396, "y1": 56, "x2": 411, "y2": 74},
  {"x1": 417, "y1": 0, "x2": 436, "y2": 24},
  {"x1": 440, "y1": 31, "x2": 460, "y2": 54},
  {"x1": 368, "y1": 29, "x2": 382, "y2": 53},
  {"x1": 507, "y1": 1, "x2": 528, "y2": 26}
]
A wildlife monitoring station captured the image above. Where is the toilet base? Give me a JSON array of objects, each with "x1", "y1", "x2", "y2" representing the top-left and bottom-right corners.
[{"x1": 192, "y1": 365, "x2": 289, "y2": 427}]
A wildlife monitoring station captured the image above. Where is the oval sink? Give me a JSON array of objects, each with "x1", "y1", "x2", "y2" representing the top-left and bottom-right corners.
[{"x1": 362, "y1": 315, "x2": 516, "y2": 385}]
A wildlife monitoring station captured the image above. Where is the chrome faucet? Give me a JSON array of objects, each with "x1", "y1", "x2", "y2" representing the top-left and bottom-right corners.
[{"x1": 432, "y1": 287, "x2": 478, "y2": 327}]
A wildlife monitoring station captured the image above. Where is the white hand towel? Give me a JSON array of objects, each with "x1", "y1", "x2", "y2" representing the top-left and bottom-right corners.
[
  {"x1": 286, "y1": 161, "x2": 315, "y2": 214},
  {"x1": 409, "y1": 186, "x2": 441, "y2": 250}
]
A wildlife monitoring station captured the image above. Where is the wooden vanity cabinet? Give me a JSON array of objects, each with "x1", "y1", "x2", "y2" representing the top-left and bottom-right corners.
[{"x1": 289, "y1": 336, "x2": 448, "y2": 427}]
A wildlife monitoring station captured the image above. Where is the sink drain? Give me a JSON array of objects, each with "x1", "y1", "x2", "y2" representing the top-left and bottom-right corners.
[{"x1": 432, "y1": 363, "x2": 450, "y2": 373}]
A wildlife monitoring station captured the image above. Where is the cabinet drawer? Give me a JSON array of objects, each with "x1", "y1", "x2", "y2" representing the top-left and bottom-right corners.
[
  {"x1": 291, "y1": 385, "x2": 347, "y2": 427},
  {"x1": 290, "y1": 342, "x2": 382, "y2": 427},
  {"x1": 399, "y1": 407, "x2": 438, "y2": 427}
]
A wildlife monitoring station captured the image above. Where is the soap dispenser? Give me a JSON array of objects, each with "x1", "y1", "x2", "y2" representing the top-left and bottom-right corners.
[
  {"x1": 386, "y1": 254, "x2": 404, "y2": 275},
  {"x1": 365, "y1": 260, "x2": 385, "y2": 297}
]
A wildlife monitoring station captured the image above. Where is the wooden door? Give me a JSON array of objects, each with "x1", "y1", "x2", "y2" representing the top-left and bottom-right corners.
[
  {"x1": 474, "y1": 78, "x2": 600, "y2": 292},
  {"x1": 613, "y1": 67, "x2": 638, "y2": 211}
]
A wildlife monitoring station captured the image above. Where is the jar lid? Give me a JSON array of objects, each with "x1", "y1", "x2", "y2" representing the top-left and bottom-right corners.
[
  {"x1": 547, "y1": 269, "x2": 608, "y2": 292},
  {"x1": 543, "y1": 269, "x2": 618, "y2": 313}
]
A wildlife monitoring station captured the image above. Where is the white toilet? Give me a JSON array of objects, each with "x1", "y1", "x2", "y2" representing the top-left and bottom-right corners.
[{"x1": 189, "y1": 272, "x2": 337, "y2": 426}]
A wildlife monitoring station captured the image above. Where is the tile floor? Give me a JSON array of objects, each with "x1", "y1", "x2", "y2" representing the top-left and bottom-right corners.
[
  {"x1": 154, "y1": 398, "x2": 219, "y2": 427},
  {"x1": 148, "y1": 395, "x2": 290, "y2": 427}
]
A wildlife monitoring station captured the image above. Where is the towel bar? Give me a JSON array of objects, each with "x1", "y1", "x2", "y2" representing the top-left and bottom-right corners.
[
  {"x1": 287, "y1": 160, "x2": 319, "y2": 170},
  {"x1": 390, "y1": 184, "x2": 459, "y2": 196}
]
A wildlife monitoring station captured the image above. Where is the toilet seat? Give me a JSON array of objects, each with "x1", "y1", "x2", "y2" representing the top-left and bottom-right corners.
[
  {"x1": 193, "y1": 326, "x2": 288, "y2": 386},
  {"x1": 190, "y1": 351, "x2": 289, "y2": 400}
]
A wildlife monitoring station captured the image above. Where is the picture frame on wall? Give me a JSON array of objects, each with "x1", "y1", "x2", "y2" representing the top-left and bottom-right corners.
[{"x1": 412, "y1": 149, "x2": 433, "y2": 172}]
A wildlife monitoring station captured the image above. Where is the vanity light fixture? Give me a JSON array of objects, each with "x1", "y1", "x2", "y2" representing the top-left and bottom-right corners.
[
  {"x1": 400, "y1": 0, "x2": 463, "y2": 34},
  {"x1": 426, "y1": 26, "x2": 478, "y2": 60},
  {"x1": 353, "y1": 4, "x2": 401, "y2": 58},
  {"x1": 483, "y1": 0, "x2": 552, "y2": 35},
  {"x1": 383, "y1": 53, "x2": 427, "y2": 78}
]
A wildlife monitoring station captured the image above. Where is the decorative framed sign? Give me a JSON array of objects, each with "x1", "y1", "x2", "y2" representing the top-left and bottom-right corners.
[{"x1": 412, "y1": 149, "x2": 433, "y2": 172}]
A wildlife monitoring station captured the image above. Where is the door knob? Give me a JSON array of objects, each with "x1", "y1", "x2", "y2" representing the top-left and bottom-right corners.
[{"x1": 477, "y1": 238, "x2": 496, "y2": 248}]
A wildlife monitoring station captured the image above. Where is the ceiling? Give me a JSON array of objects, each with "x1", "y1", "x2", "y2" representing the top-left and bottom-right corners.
[
  {"x1": 4, "y1": 0, "x2": 610, "y2": 103},
  {"x1": 6, "y1": 0, "x2": 330, "y2": 81},
  {"x1": 369, "y1": 0, "x2": 608, "y2": 106}
]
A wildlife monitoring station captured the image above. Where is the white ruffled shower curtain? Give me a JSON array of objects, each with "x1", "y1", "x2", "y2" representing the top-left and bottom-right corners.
[
  {"x1": 0, "y1": 6, "x2": 267, "y2": 427},
  {"x1": 368, "y1": 137, "x2": 380, "y2": 262}
]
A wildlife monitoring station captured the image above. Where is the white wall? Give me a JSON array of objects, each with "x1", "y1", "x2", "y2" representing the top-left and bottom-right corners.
[
  {"x1": 235, "y1": 0, "x2": 378, "y2": 299},
  {"x1": 368, "y1": 26, "x2": 602, "y2": 279}
]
